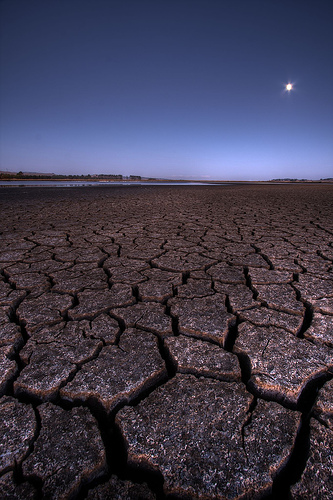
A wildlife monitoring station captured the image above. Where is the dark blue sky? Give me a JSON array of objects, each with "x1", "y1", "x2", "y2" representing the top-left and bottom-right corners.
[{"x1": 1, "y1": 0, "x2": 332, "y2": 180}]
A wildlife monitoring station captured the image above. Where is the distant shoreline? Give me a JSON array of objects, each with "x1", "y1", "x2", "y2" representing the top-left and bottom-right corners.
[{"x1": 0, "y1": 177, "x2": 332, "y2": 185}]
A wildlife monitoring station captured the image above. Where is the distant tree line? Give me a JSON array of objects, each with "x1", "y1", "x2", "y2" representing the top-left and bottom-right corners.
[
  {"x1": 270, "y1": 178, "x2": 333, "y2": 182},
  {"x1": 0, "y1": 172, "x2": 142, "y2": 181}
]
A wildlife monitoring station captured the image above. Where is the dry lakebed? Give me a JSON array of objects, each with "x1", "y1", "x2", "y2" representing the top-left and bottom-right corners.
[{"x1": 0, "y1": 183, "x2": 332, "y2": 499}]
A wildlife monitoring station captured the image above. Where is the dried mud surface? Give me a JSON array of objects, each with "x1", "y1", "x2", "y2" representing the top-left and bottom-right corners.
[{"x1": 0, "y1": 183, "x2": 332, "y2": 499}]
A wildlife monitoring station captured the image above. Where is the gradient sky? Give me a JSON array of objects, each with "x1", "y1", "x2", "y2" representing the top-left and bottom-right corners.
[{"x1": 1, "y1": 0, "x2": 332, "y2": 180}]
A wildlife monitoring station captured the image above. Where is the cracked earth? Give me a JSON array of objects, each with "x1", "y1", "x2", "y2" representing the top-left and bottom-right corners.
[{"x1": 0, "y1": 183, "x2": 332, "y2": 499}]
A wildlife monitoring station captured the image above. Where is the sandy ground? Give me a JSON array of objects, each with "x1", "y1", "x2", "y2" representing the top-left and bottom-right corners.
[{"x1": 0, "y1": 183, "x2": 332, "y2": 499}]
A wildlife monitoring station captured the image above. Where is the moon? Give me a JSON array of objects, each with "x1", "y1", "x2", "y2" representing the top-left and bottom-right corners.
[{"x1": 286, "y1": 83, "x2": 293, "y2": 91}]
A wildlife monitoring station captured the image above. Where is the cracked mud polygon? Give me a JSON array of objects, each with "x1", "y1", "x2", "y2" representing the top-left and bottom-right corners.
[{"x1": 0, "y1": 183, "x2": 332, "y2": 499}]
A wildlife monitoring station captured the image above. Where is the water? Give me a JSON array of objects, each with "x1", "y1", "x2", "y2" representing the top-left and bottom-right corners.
[{"x1": 0, "y1": 180, "x2": 219, "y2": 187}]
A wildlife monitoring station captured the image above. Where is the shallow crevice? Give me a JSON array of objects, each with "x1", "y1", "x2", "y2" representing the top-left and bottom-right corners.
[
  {"x1": 9, "y1": 305, "x2": 30, "y2": 344},
  {"x1": 97, "y1": 254, "x2": 109, "y2": 269},
  {"x1": 245, "y1": 381, "x2": 300, "y2": 411},
  {"x1": 75, "y1": 470, "x2": 111, "y2": 500},
  {"x1": 313, "y1": 223, "x2": 333, "y2": 237},
  {"x1": 105, "y1": 420, "x2": 166, "y2": 500},
  {"x1": 15, "y1": 340, "x2": 105, "y2": 406},
  {"x1": 46, "y1": 273, "x2": 56, "y2": 289},
  {"x1": 181, "y1": 271, "x2": 190, "y2": 285},
  {"x1": 1, "y1": 364, "x2": 20, "y2": 398},
  {"x1": 243, "y1": 366, "x2": 332, "y2": 415},
  {"x1": 4, "y1": 342, "x2": 27, "y2": 391},
  {"x1": 109, "y1": 317, "x2": 126, "y2": 340},
  {"x1": 261, "y1": 253, "x2": 274, "y2": 270},
  {"x1": 3, "y1": 309, "x2": 30, "y2": 396},
  {"x1": 224, "y1": 294, "x2": 233, "y2": 314},
  {"x1": 297, "y1": 301, "x2": 313, "y2": 339},
  {"x1": 317, "y1": 248, "x2": 332, "y2": 262},
  {"x1": 132, "y1": 285, "x2": 140, "y2": 303},
  {"x1": 224, "y1": 315, "x2": 239, "y2": 352},
  {"x1": 234, "y1": 350, "x2": 252, "y2": 385},
  {"x1": 60, "y1": 301, "x2": 77, "y2": 322},
  {"x1": 1, "y1": 268, "x2": 16, "y2": 287},
  {"x1": 108, "y1": 372, "x2": 170, "y2": 424},
  {"x1": 56, "y1": 393, "x2": 109, "y2": 425},
  {"x1": 241, "y1": 396, "x2": 257, "y2": 465},
  {"x1": 2, "y1": 277, "x2": 29, "y2": 314},
  {"x1": 297, "y1": 371, "x2": 332, "y2": 414},
  {"x1": 65, "y1": 233, "x2": 73, "y2": 246},
  {"x1": 269, "y1": 414, "x2": 311, "y2": 500},
  {"x1": 171, "y1": 283, "x2": 178, "y2": 298},
  {"x1": 157, "y1": 337, "x2": 177, "y2": 379},
  {"x1": 168, "y1": 309, "x2": 180, "y2": 337},
  {"x1": 203, "y1": 260, "x2": 218, "y2": 272},
  {"x1": 61, "y1": 344, "x2": 105, "y2": 385},
  {"x1": 19, "y1": 473, "x2": 43, "y2": 499},
  {"x1": 251, "y1": 244, "x2": 274, "y2": 270},
  {"x1": 68, "y1": 291, "x2": 80, "y2": 310},
  {"x1": 244, "y1": 266, "x2": 258, "y2": 299},
  {"x1": 292, "y1": 272, "x2": 299, "y2": 282},
  {"x1": 295, "y1": 259, "x2": 307, "y2": 273},
  {"x1": 101, "y1": 263, "x2": 113, "y2": 289}
]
